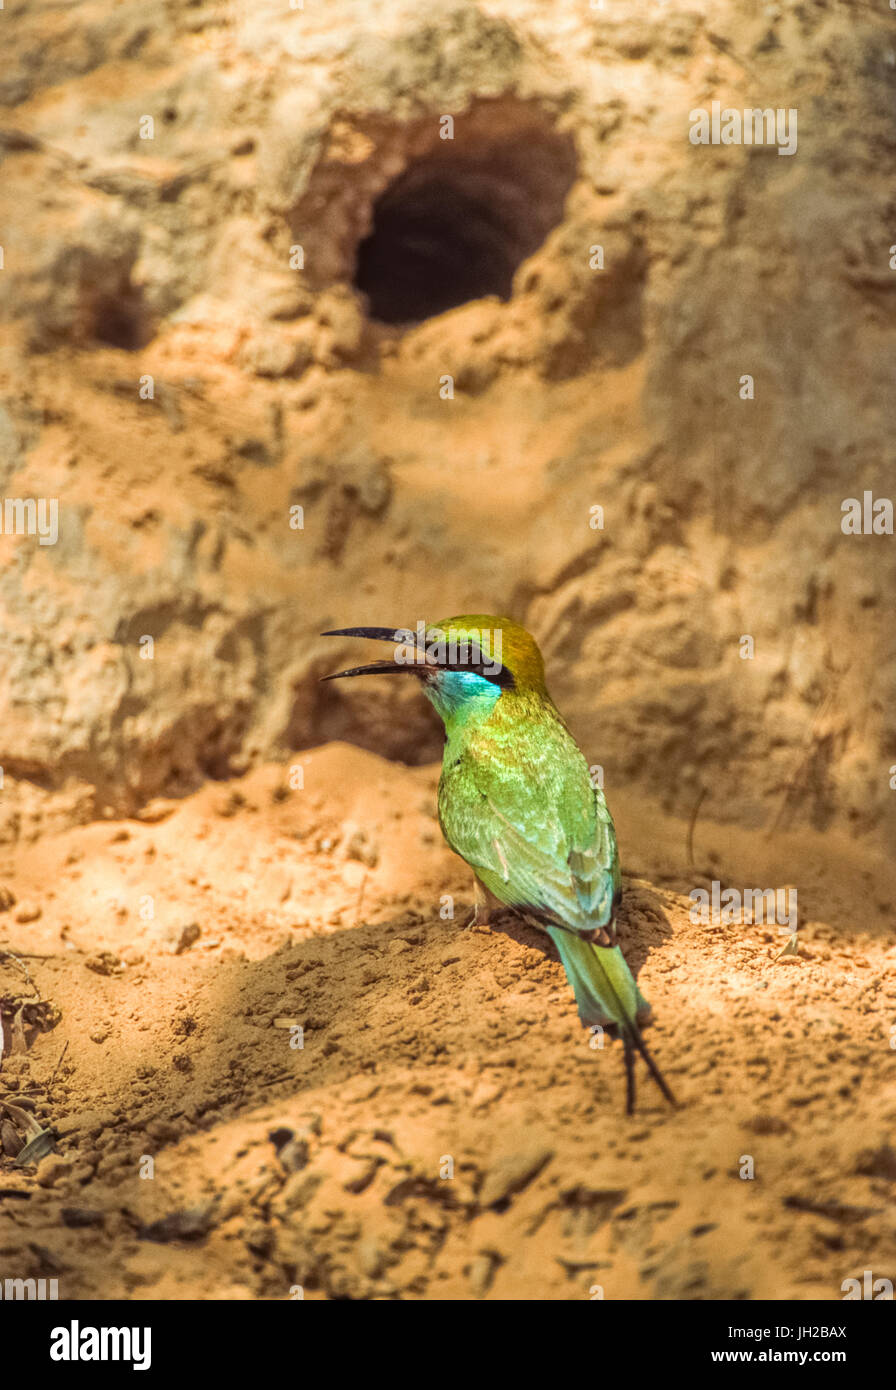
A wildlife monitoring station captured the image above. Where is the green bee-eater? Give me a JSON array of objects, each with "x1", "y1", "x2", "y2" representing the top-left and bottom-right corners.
[{"x1": 322, "y1": 615, "x2": 674, "y2": 1112}]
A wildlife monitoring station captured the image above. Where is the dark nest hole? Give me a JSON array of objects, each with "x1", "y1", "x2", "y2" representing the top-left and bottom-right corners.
[
  {"x1": 91, "y1": 285, "x2": 150, "y2": 350},
  {"x1": 75, "y1": 262, "x2": 152, "y2": 350},
  {"x1": 353, "y1": 124, "x2": 577, "y2": 324}
]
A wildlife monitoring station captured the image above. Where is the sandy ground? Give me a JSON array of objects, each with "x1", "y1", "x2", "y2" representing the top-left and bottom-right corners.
[{"x1": 1, "y1": 741, "x2": 894, "y2": 1300}]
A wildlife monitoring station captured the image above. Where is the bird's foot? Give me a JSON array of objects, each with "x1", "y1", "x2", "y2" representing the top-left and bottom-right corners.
[
  {"x1": 464, "y1": 878, "x2": 502, "y2": 930},
  {"x1": 464, "y1": 901, "x2": 495, "y2": 929}
]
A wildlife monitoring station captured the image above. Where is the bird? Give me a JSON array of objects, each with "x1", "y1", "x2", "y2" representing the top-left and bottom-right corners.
[{"x1": 321, "y1": 615, "x2": 675, "y2": 1113}]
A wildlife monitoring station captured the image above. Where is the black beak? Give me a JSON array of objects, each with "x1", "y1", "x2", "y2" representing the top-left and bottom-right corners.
[
  {"x1": 320, "y1": 627, "x2": 424, "y2": 682},
  {"x1": 320, "y1": 626, "x2": 515, "y2": 689},
  {"x1": 321, "y1": 627, "x2": 417, "y2": 644}
]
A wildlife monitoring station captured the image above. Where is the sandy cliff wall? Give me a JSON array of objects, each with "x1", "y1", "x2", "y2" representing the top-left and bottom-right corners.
[{"x1": 0, "y1": 0, "x2": 893, "y2": 848}]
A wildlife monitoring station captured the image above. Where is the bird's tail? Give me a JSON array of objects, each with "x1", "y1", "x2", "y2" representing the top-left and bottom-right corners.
[{"x1": 546, "y1": 927, "x2": 675, "y2": 1113}]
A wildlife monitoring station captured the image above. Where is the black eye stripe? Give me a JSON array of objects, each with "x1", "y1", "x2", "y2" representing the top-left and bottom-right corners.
[
  {"x1": 421, "y1": 636, "x2": 515, "y2": 689},
  {"x1": 438, "y1": 657, "x2": 515, "y2": 689}
]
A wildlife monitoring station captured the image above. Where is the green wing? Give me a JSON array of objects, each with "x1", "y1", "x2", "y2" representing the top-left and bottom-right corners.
[{"x1": 438, "y1": 711, "x2": 620, "y2": 934}]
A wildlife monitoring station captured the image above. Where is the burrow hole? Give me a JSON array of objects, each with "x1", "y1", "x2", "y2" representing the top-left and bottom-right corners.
[{"x1": 353, "y1": 117, "x2": 577, "y2": 325}]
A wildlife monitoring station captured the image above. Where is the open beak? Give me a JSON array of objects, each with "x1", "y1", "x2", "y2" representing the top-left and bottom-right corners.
[{"x1": 320, "y1": 627, "x2": 424, "y2": 682}]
